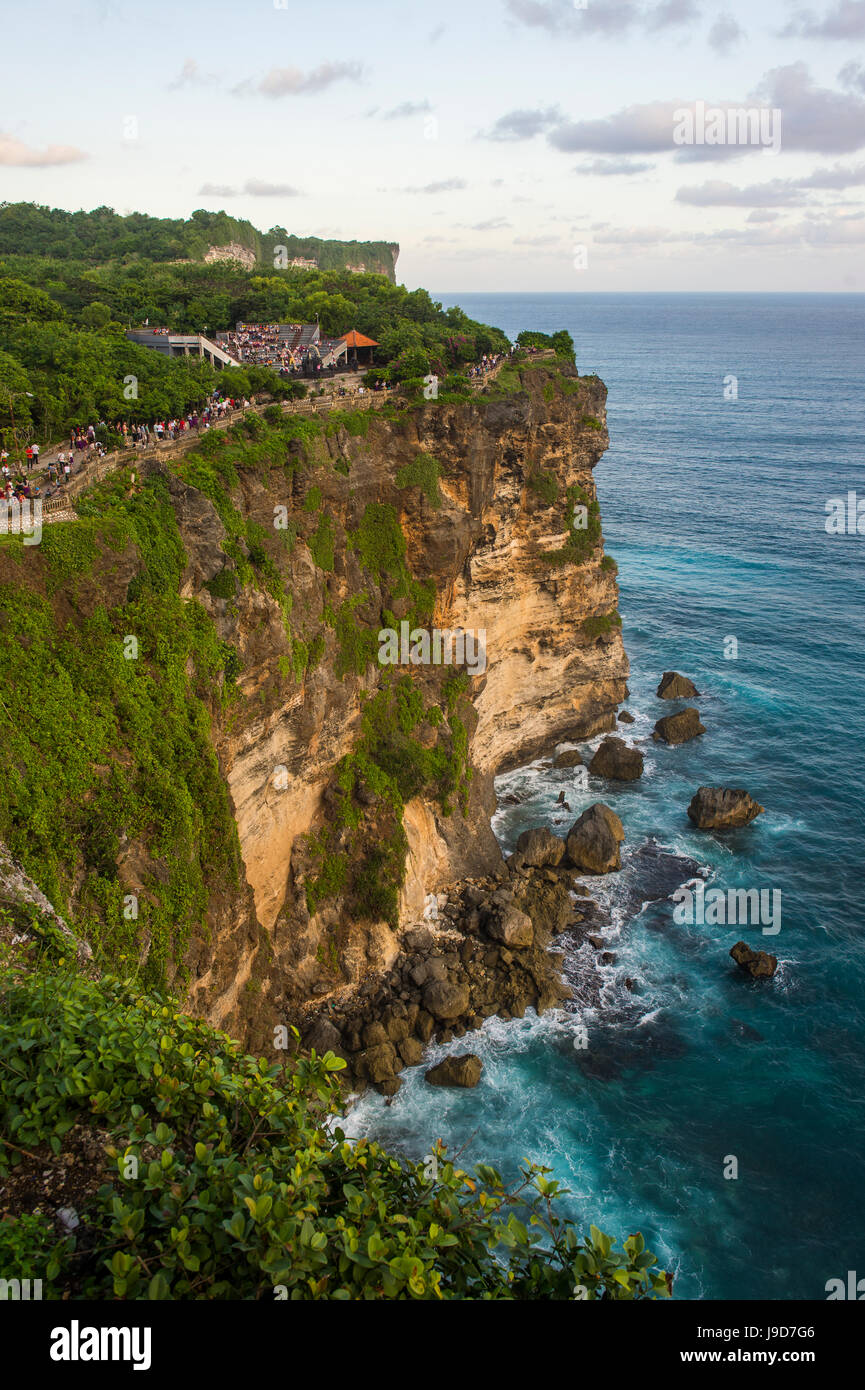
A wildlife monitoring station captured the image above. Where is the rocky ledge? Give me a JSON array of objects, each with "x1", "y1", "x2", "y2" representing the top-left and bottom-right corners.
[{"x1": 301, "y1": 831, "x2": 612, "y2": 1097}]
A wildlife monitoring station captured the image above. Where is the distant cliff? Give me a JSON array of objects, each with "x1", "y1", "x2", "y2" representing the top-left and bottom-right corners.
[{"x1": 0, "y1": 202, "x2": 400, "y2": 281}]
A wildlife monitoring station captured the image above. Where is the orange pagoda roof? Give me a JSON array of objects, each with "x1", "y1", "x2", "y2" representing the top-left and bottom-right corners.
[{"x1": 340, "y1": 329, "x2": 379, "y2": 348}]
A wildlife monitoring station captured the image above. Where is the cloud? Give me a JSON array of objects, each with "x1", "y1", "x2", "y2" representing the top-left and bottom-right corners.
[
  {"x1": 575, "y1": 156, "x2": 656, "y2": 174},
  {"x1": 781, "y1": 2, "x2": 865, "y2": 38},
  {"x1": 707, "y1": 13, "x2": 745, "y2": 53},
  {"x1": 839, "y1": 60, "x2": 865, "y2": 92},
  {"x1": 503, "y1": 0, "x2": 699, "y2": 35},
  {"x1": 0, "y1": 131, "x2": 87, "y2": 166},
  {"x1": 197, "y1": 179, "x2": 302, "y2": 198},
  {"x1": 428, "y1": 23, "x2": 446, "y2": 41},
  {"x1": 676, "y1": 179, "x2": 807, "y2": 206},
  {"x1": 547, "y1": 99, "x2": 686, "y2": 154},
  {"x1": 167, "y1": 58, "x2": 217, "y2": 90},
  {"x1": 244, "y1": 179, "x2": 301, "y2": 197},
  {"x1": 237, "y1": 62, "x2": 364, "y2": 97},
  {"x1": 754, "y1": 62, "x2": 865, "y2": 152},
  {"x1": 399, "y1": 178, "x2": 467, "y2": 194},
  {"x1": 466, "y1": 217, "x2": 512, "y2": 230},
  {"x1": 537, "y1": 64, "x2": 865, "y2": 161},
  {"x1": 644, "y1": 0, "x2": 700, "y2": 31},
  {"x1": 482, "y1": 105, "x2": 563, "y2": 141},
  {"x1": 379, "y1": 100, "x2": 433, "y2": 120},
  {"x1": 747, "y1": 209, "x2": 781, "y2": 222}
]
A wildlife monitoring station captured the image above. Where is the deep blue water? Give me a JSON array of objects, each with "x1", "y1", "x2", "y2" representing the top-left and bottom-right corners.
[{"x1": 350, "y1": 294, "x2": 865, "y2": 1301}]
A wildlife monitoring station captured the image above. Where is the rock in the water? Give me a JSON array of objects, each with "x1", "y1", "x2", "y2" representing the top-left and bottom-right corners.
[
  {"x1": 422, "y1": 979, "x2": 470, "y2": 1021},
  {"x1": 425, "y1": 1054, "x2": 483, "y2": 1088},
  {"x1": 618, "y1": 710, "x2": 635, "y2": 724},
  {"x1": 653, "y1": 707, "x2": 706, "y2": 745},
  {"x1": 688, "y1": 787, "x2": 764, "y2": 829},
  {"x1": 589, "y1": 735, "x2": 644, "y2": 781},
  {"x1": 587, "y1": 934, "x2": 606, "y2": 949},
  {"x1": 657, "y1": 671, "x2": 700, "y2": 700},
  {"x1": 513, "y1": 826, "x2": 566, "y2": 868},
  {"x1": 566, "y1": 803, "x2": 625, "y2": 874},
  {"x1": 730, "y1": 941, "x2": 778, "y2": 979},
  {"x1": 554, "y1": 747, "x2": 584, "y2": 768}
]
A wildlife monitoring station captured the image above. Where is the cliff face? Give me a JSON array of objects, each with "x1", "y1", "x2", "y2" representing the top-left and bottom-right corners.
[
  {"x1": 0, "y1": 361, "x2": 625, "y2": 1055},
  {"x1": 177, "y1": 363, "x2": 627, "y2": 1046}
]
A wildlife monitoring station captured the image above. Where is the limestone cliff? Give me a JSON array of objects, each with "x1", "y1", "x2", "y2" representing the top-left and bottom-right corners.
[
  {"x1": 177, "y1": 362, "x2": 627, "y2": 1047},
  {"x1": 0, "y1": 360, "x2": 626, "y2": 1057}
]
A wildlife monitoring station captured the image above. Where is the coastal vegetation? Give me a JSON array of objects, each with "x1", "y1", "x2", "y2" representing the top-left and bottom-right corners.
[{"x1": 0, "y1": 948, "x2": 671, "y2": 1300}]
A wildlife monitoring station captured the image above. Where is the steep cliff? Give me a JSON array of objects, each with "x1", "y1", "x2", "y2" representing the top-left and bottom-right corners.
[{"x1": 0, "y1": 360, "x2": 626, "y2": 1058}]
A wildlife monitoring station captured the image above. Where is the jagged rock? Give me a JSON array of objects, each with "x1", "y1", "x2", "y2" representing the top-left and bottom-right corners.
[
  {"x1": 618, "y1": 710, "x2": 635, "y2": 724},
  {"x1": 587, "y1": 935, "x2": 606, "y2": 949},
  {"x1": 730, "y1": 941, "x2": 778, "y2": 979},
  {"x1": 403, "y1": 926, "x2": 434, "y2": 952},
  {"x1": 303, "y1": 1018, "x2": 345, "y2": 1056},
  {"x1": 415, "y1": 1009, "x2": 435, "y2": 1042},
  {"x1": 653, "y1": 707, "x2": 706, "y2": 745},
  {"x1": 486, "y1": 904, "x2": 534, "y2": 948},
  {"x1": 566, "y1": 803, "x2": 625, "y2": 874},
  {"x1": 362, "y1": 1020, "x2": 389, "y2": 1048},
  {"x1": 554, "y1": 748, "x2": 584, "y2": 768},
  {"x1": 600, "y1": 951, "x2": 617, "y2": 965},
  {"x1": 425, "y1": 1054, "x2": 483, "y2": 1087},
  {"x1": 688, "y1": 787, "x2": 765, "y2": 829},
  {"x1": 512, "y1": 826, "x2": 566, "y2": 869},
  {"x1": 423, "y1": 979, "x2": 470, "y2": 1021},
  {"x1": 657, "y1": 671, "x2": 700, "y2": 700},
  {"x1": 588, "y1": 736, "x2": 644, "y2": 781},
  {"x1": 377, "y1": 1077, "x2": 402, "y2": 1097},
  {"x1": 399, "y1": 1036, "x2": 424, "y2": 1066},
  {"x1": 361, "y1": 1042, "x2": 399, "y2": 1083}
]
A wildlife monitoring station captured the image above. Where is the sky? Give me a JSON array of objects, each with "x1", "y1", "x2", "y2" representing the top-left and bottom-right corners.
[{"x1": 2, "y1": 0, "x2": 865, "y2": 291}]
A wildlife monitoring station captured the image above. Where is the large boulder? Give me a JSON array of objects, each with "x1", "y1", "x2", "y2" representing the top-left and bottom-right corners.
[
  {"x1": 730, "y1": 941, "x2": 778, "y2": 979},
  {"x1": 565, "y1": 803, "x2": 625, "y2": 874},
  {"x1": 486, "y1": 903, "x2": 534, "y2": 948},
  {"x1": 588, "y1": 736, "x2": 644, "y2": 781},
  {"x1": 657, "y1": 671, "x2": 700, "y2": 700},
  {"x1": 512, "y1": 826, "x2": 566, "y2": 869},
  {"x1": 688, "y1": 787, "x2": 764, "y2": 829},
  {"x1": 653, "y1": 708, "x2": 706, "y2": 746},
  {"x1": 422, "y1": 979, "x2": 470, "y2": 1021},
  {"x1": 425, "y1": 1054, "x2": 483, "y2": 1088},
  {"x1": 303, "y1": 1018, "x2": 346, "y2": 1058}
]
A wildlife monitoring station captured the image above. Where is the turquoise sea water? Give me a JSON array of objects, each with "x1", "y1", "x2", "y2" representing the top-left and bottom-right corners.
[{"x1": 349, "y1": 294, "x2": 865, "y2": 1301}]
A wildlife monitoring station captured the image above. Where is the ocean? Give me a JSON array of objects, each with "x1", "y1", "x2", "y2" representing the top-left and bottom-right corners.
[{"x1": 348, "y1": 293, "x2": 865, "y2": 1301}]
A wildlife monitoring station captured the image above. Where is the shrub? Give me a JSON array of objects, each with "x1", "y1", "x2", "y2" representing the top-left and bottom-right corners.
[{"x1": 0, "y1": 964, "x2": 672, "y2": 1301}]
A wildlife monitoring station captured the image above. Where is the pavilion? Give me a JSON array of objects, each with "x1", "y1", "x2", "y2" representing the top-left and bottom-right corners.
[{"x1": 339, "y1": 329, "x2": 379, "y2": 367}]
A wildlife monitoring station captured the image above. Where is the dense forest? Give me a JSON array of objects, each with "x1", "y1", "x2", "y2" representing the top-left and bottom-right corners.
[
  {"x1": 0, "y1": 203, "x2": 398, "y2": 277},
  {"x1": 0, "y1": 203, "x2": 508, "y2": 446}
]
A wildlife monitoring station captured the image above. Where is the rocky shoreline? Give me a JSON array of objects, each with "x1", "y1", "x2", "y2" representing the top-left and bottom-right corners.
[
  {"x1": 302, "y1": 845, "x2": 611, "y2": 1097},
  {"x1": 301, "y1": 668, "x2": 775, "y2": 1096}
]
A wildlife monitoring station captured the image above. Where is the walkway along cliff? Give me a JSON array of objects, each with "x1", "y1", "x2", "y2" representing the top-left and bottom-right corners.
[{"x1": 0, "y1": 358, "x2": 628, "y2": 1087}]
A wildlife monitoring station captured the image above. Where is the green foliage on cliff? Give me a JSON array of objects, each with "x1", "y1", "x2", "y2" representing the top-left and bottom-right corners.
[
  {"x1": 0, "y1": 473, "x2": 243, "y2": 989},
  {"x1": 0, "y1": 961, "x2": 672, "y2": 1300},
  {"x1": 583, "y1": 611, "x2": 622, "y2": 639},
  {"x1": 544, "y1": 483, "x2": 603, "y2": 568},
  {"x1": 395, "y1": 452, "x2": 442, "y2": 508}
]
